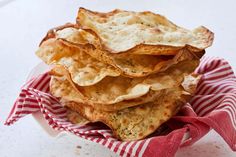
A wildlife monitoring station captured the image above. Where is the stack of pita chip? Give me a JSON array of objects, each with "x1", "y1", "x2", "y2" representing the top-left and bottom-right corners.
[{"x1": 36, "y1": 8, "x2": 214, "y2": 141}]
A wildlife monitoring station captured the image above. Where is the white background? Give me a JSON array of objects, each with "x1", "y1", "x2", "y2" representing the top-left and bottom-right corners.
[{"x1": 0, "y1": 0, "x2": 235, "y2": 156}]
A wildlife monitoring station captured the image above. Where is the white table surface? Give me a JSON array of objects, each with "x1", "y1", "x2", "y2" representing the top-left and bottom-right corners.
[{"x1": 0, "y1": 0, "x2": 235, "y2": 156}]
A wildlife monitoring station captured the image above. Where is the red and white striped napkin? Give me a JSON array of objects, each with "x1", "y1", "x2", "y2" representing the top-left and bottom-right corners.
[{"x1": 5, "y1": 57, "x2": 236, "y2": 157}]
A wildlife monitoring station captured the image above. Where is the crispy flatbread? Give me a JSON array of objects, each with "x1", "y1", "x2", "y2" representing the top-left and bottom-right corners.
[
  {"x1": 62, "y1": 72, "x2": 200, "y2": 140},
  {"x1": 76, "y1": 8, "x2": 214, "y2": 54},
  {"x1": 51, "y1": 75, "x2": 165, "y2": 111},
  {"x1": 36, "y1": 8, "x2": 210, "y2": 141},
  {"x1": 62, "y1": 74, "x2": 201, "y2": 129},
  {"x1": 65, "y1": 88, "x2": 191, "y2": 141},
  {"x1": 36, "y1": 38, "x2": 120, "y2": 86},
  {"x1": 49, "y1": 60, "x2": 199, "y2": 111},
  {"x1": 47, "y1": 25, "x2": 204, "y2": 77},
  {"x1": 83, "y1": 40, "x2": 204, "y2": 77}
]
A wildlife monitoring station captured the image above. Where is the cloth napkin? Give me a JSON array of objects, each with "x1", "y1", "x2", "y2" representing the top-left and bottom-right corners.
[{"x1": 5, "y1": 56, "x2": 236, "y2": 157}]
